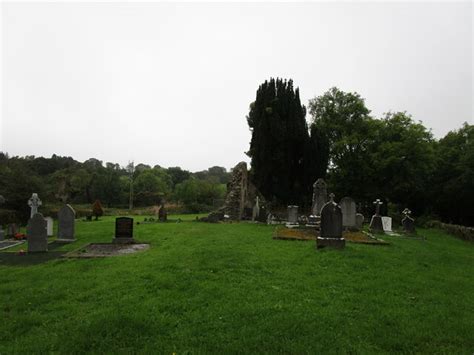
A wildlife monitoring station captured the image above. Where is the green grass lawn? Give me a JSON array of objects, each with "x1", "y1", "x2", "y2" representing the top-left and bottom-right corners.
[{"x1": 1, "y1": 216, "x2": 473, "y2": 353}]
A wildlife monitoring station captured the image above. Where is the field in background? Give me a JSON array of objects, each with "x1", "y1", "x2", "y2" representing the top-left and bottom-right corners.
[{"x1": 0, "y1": 216, "x2": 473, "y2": 353}]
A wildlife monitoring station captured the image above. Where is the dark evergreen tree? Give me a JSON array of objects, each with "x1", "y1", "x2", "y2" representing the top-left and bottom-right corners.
[{"x1": 247, "y1": 78, "x2": 325, "y2": 205}]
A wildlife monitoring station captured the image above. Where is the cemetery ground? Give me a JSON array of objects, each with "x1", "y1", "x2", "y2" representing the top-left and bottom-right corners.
[{"x1": 0, "y1": 216, "x2": 473, "y2": 353}]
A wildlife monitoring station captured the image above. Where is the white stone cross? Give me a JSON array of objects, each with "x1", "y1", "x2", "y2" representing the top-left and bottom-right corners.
[
  {"x1": 28, "y1": 193, "x2": 42, "y2": 218},
  {"x1": 329, "y1": 193, "x2": 335, "y2": 203},
  {"x1": 373, "y1": 199, "x2": 383, "y2": 216},
  {"x1": 402, "y1": 208, "x2": 412, "y2": 217}
]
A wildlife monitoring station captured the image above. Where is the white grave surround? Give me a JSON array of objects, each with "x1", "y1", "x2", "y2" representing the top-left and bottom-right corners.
[
  {"x1": 45, "y1": 217, "x2": 54, "y2": 236},
  {"x1": 381, "y1": 216, "x2": 392, "y2": 232}
]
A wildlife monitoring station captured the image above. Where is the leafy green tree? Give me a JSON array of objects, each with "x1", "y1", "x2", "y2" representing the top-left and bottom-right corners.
[
  {"x1": 133, "y1": 169, "x2": 172, "y2": 206},
  {"x1": 247, "y1": 78, "x2": 316, "y2": 205},
  {"x1": 432, "y1": 123, "x2": 474, "y2": 225},
  {"x1": 167, "y1": 167, "x2": 191, "y2": 188},
  {"x1": 174, "y1": 178, "x2": 226, "y2": 212}
]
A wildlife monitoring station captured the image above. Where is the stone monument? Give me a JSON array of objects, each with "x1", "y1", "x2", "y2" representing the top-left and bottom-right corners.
[
  {"x1": 339, "y1": 197, "x2": 356, "y2": 230},
  {"x1": 113, "y1": 217, "x2": 135, "y2": 244},
  {"x1": 355, "y1": 213, "x2": 364, "y2": 231},
  {"x1": 311, "y1": 179, "x2": 327, "y2": 216},
  {"x1": 369, "y1": 199, "x2": 384, "y2": 233},
  {"x1": 27, "y1": 213, "x2": 48, "y2": 252},
  {"x1": 158, "y1": 205, "x2": 167, "y2": 222},
  {"x1": 381, "y1": 216, "x2": 392, "y2": 232},
  {"x1": 57, "y1": 204, "x2": 76, "y2": 242},
  {"x1": 45, "y1": 217, "x2": 54, "y2": 237},
  {"x1": 287, "y1": 205, "x2": 299, "y2": 225},
  {"x1": 317, "y1": 194, "x2": 345, "y2": 249},
  {"x1": 252, "y1": 196, "x2": 260, "y2": 221},
  {"x1": 28, "y1": 193, "x2": 42, "y2": 218},
  {"x1": 402, "y1": 208, "x2": 416, "y2": 234}
]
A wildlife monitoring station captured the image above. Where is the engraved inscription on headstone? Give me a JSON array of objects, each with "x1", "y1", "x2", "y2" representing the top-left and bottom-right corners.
[{"x1": 113, "y1": 217, "x2": 135, "y2": 244}]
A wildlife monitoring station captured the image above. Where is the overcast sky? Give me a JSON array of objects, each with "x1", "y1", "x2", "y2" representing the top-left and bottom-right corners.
[{"x1": 1, "y1": 1, "x2": 472, "y2": 172}]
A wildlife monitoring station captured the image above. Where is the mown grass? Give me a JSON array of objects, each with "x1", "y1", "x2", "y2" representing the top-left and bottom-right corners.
[{"x1": 0, "y1": 216, "x2": 473, "y2": 353}]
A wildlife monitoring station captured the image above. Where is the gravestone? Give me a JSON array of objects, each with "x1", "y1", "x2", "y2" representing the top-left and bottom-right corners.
[
  {"x1": 252, "y1": 196, "x2": 260, "y2": 221},
  {"x1": 28, "y1": 193, "x2": 42, "y2": 218},
  {"x1": 7, "y1": 224, "x2": 18, "y2": 237},
  {"x1": 312, "y1": 179, "x2": 327, "y2": 216},
  {"x1": 307, "y1": 215, "x2": 318, "y2": 227},
  {"x1": 57, "y1": 204, "x2": 76, "y2": 242},
  {"x1": 113, "y1": 217, "x2": 135, "y2": 244},
  {"x1": 340, "y1": 197, "x2": 356, "y2": 229},
  {"x1": 45, "y1": 217, "x2": 54, "y2": 237},
  {"x1": 158, "y1": 205, "x2": 167, "y2": 222},
  {"x1": 287, "y1": 205, "x2": 299, "y2": 225},
  {"x1": 355, "y1": 213, "x2": 364, "y2": 230},
  {"x1": 256, "y1": 205, "x2": 267, "y2": 223},
  {"x1": 317, "y1": 194, "x2": 345, "y2": 249},
  {"x1": 381, "y1": 216, "x2": 392, "y2": 232},
  {"x1": 402, "y1": 208, "x2": 416, "y2": 234},
  {"x1": 27, "y1": 213, "x2": 48, "y2": 252},
  {"x1": 369, "y1": 199, "x2": 384, "y2": 233}
]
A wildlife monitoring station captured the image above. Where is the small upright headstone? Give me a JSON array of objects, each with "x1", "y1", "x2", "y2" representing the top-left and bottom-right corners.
[
  {"x1": 381, "y1": 216, "x2": 392, "y2": 232},
  {"x1": 113, "y1": 217, "x2": 135, "y2": 244},
  {"x1": 57, "y1": 204, "x2": 76, "y2": 242},
  {"x1": 355, "y1": 213, "x2": 364, "y2": 231},
  {"x1": 402, "y1": 208, "x2": 416, "y2": 234},
  {"x1": 45, "y1": 217, "x2": 54, "y2": 237},
  {"x1": 307, "y1": 215, "x2": 318, "y2": 227},
  {"x1": 317, "y1": 194, "x2": 345, "y2": 249},
  {"x1": 27, "y1": 213, "x2": 48, "y2": 252},
  {"x1": 158, "y1": 205, "x2": 167, "y2": 222},
  {"x1": 339, "y1": 197, "x2": 356, "y2": 229},
  {"x1": 256, "y1": 205, "x2": 267, "y2": 223},
  {"x1": 7, "y1": 223, "x2": 18, "y2": 237},
  {"x1": 286, "y1": 205, "x2": 299, "y2": 226},
  {"x1": 28, "y1": 193, "x2": 42, "y2": 218},
  {"x1": 312, "y1": 179, "x2": 327, "y2": 216},
  {"x1": 369, "y1": 199, "x2": 384, "y2": 233}
]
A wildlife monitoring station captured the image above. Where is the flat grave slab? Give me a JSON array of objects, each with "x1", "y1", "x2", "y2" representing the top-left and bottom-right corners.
[
  {"x1": 0, "y1": 240, "x2": 25, "y2": 251},
  {"x1": 66, "y1": 243, "x2": 150, "y2": 258},
  {"x1": 273, "y1": 227, "x2": 389, "y2": 245}
]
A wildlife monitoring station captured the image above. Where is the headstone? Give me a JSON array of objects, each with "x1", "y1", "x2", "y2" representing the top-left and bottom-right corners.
[
  {"x1": 369, "y1": 199, "x2": 384, "y2": 233},
  {"x1": 45, "y1": 217, "x2": 54, "y2": 237},
  {"x1": 27, "y1": 193, "x2": 42, "y2": 218},
  {"x1": 311, "y1": 179, "x2": 327, "y2": 216},
  {"x1": 307, "y1": 215, "x2": 319, "y2": 227},
  {"x1": 252, "y1": 196, "x2": 260, "y2": 221},
  {"x1": 158, "y1": 205, "x2": 167, "y2": 222},
  {"x1": 7, "y1": 223, "x2": 18, "y2": 237},
  {"x1": 57, "y1": 204, "x2": 76, "y2": 242},
  {"x1": 355, "y1": 213, "x2": 364, "y2": 230},
  {"x1": 287, "y1": 205, "x2": 299, "y2": 225},
  {"x1": 339, "y1": 197, "x2": 356, "y2": 229},
  {"x1": 381, "y1": 216, "x2": 392, "y2": 232},
  {"x1": 317, "y1": 194, "x2": 345, "y2": 249},
  {"x1": 27, "y1": 213, "x2": 48, "y2": 252},
  {"x1": 113, "y1": 217, "x2": 135, "y2": 244},
  {"x1": 402, "y1": 208, "x2": 416, "y2": 234},
  {"x1": 256, "y1": 205, "x2": 267, "y2": 223}
]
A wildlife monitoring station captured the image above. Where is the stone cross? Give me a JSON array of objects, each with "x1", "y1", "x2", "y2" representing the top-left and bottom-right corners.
[
  {"x1": 328, "y1": 193, "x2": 335, "y2": 203},
  {"x1": 373, "y1": 199, "x2": 383, "y2": 216},
  {"x1": 402, "y1": 208, "x2": 411, "y2": 217},
  {"x1": 255, "y1": 196, "x2": 260, "y2": 209},
  {"x1": 28, "y1": 193, "x2": 42, "y2": 218}
]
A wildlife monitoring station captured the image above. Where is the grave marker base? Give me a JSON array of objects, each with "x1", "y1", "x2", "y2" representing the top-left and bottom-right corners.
[{"x1": 316, "y1": 237, "x2": 346, "y2": 249}]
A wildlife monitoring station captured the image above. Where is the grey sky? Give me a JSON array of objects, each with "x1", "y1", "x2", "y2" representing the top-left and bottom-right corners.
[{"x1": 1, "y1": 1, "x2": 472, "y2": 172}]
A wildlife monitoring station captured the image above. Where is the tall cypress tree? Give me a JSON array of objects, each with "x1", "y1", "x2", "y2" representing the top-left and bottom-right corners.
[{"x1": 247, "y1": 78, "x2": 324, "y2": 206}]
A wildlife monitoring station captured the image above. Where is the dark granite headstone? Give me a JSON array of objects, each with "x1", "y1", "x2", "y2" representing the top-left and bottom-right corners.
[
  {"x1": 7, "y1": 224, "x2": 18, "y2": 237},
  {"x1": 27, "y1": 213, "x2": 48, "y2": 252},
  {"x1": 317, "y1": 195, "x2": 345, "y2": 249},
  {"x1": 369, "y1": 199, "x2": 384, "y2": 233},
  {"x1": 57, "y1": 204, "x2": 76, "y2": 242},
  {"x1": 402, "y1": 208, "x2": 416, "y2": 234},
  {"x1": 113, "y1": 217, "x2": 135, "y2": 244}
]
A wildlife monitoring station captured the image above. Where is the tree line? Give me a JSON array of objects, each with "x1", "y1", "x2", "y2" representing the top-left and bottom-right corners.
[
  {"x1": 247, "y1": 79, "x2": 473, "y2": 226},
  {"x1": 0, "y1": 154, "x2": 229, "y2": 221}
]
